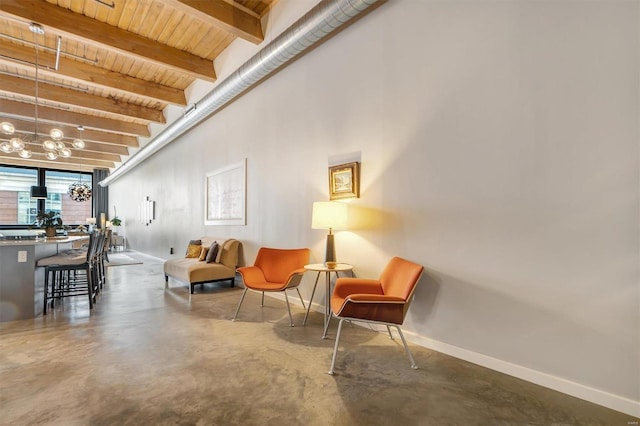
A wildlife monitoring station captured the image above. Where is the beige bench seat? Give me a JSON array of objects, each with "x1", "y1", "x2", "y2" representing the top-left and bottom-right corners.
[{"x1": 164, "y1": 238, "x2": 240, "y2": 294}]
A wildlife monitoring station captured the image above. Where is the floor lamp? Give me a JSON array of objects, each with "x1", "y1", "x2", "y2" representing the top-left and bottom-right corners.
[{"x1": 312, "y1": 201, "x2": 348, "y2": 269}]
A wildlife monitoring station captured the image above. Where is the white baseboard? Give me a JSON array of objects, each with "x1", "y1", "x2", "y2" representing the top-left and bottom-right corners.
[
  {"x1": 240, "y1": 291, "x2": 640, "y2": 418},
  {"x1": 405, "y1": 331, "x2": 640, "y2": 419}
]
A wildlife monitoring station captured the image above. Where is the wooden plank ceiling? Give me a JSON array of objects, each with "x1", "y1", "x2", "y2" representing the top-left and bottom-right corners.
[{"x1": 0, "y1": 0, "x2": 275, "y2": 172}]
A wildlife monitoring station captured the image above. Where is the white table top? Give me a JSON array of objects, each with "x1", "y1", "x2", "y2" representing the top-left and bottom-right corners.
[{"x1": 304, "y1": 263, "x2": 353, "y2": 272}]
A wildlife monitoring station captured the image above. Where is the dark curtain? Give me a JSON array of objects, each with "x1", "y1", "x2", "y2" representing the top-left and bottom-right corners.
[{"x1": 93, "y1": 169, "x2": 109, "y2": 228}]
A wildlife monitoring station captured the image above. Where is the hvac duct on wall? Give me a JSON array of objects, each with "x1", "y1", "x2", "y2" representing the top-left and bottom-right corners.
[{"x1": 99, "y1": 0, "x2": 382, "y2": 187}]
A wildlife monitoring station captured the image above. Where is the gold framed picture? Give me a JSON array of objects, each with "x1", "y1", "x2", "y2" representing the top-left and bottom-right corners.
[{"x1": 329, "y1": 162, "x2": 360, "y2": 200}]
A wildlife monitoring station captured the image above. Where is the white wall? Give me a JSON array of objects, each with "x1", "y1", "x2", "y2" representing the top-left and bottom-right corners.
[{"x1": 109, "y1": 0, "x2": 640, "y2": 416}]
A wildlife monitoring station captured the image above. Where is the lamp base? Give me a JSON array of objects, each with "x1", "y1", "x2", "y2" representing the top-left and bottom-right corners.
[{"x1": 325, "y1": 233, "x2": 337, "y2": 268}]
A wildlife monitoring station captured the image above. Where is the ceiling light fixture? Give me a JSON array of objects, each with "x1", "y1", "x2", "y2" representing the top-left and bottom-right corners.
[
  {"x1": 68, "y1": 181, "x2": 92, "y2": 202},
  {"x1": 0, "y1": 23, "x2": 84, "y2": 162},
  {"x1": 72, "y1": 125, "x2": 85, "y2": 149},
  {"x1": 68, "y1": 150, "x2": 92, "y2": 202}
]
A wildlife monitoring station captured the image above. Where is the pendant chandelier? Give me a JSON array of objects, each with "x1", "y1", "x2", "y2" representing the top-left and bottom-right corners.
[
  {"x1": 68, "y1": 144, "x2": 91, "y2": 202},
  {"x1": 0, "y1": 23, "x2": 84, "y2": 161},
  {"x1": 68, "y1": 181, "x2": 92, "y2": 202}
]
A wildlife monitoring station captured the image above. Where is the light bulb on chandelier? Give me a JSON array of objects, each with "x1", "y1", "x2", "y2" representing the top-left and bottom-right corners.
[
  {"x1": 49, "y1": 128, "x2": 64, "y2": 140},
  {"x1": 0, "y1": 142, "x2": 12, "y2": 153},
  {"x1": 10, "y1": 138, "x2": 24, "y2": 151},
  {"x1": 0, "y1": 122, "x2": 15, "y2": 135},
  {"x1": 72, "y1": 125, "x2": 85, "y2": 149},
  {"x1": 43, "y1": 140, "x2": 56, "y2": 151},
  {"x1": 0, "y1": 137, "x2": 31, "y2": 158}
]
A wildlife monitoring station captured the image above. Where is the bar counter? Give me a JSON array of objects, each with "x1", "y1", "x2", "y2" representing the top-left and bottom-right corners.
[{"x1": 0, "y1": 236, "x2": 88, "y2": 322}]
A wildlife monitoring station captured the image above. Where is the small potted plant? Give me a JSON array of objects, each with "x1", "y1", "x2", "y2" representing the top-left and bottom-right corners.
[
  {"x1": 110, "y1": 216, "x2": 122, "y2": 234},
  {"x1": 33, "y1": 210, "x2": 63, "y2": 238}
]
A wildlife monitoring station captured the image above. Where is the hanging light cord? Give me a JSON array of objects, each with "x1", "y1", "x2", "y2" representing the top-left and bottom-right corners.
[{"x1": 34, "y1": 29, "x2": 39, "y2": 142}]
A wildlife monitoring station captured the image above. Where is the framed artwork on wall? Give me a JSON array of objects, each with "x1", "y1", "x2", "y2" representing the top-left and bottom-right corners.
[
  {"x1": 329, "y1": 161, "x2": 360, "y2": 200},
  {"x1": 205, "y1": 159, "x2": 247, "y2": 226}
]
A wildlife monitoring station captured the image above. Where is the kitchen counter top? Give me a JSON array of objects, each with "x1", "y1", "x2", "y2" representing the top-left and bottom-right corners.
[{"x1": 0, "y1": 235, "x2": 88, "y2": 247}]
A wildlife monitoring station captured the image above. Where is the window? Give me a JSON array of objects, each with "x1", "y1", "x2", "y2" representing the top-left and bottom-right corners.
[
  {"x1": 0, "y1": 165, "x2": 93, "y2": 227},
  {"x1": 45, "y1": 170, "x2": 92, "y2": 225},
  {"x1": 0, "y1": 166, "x2": 38, "y2": 225}
]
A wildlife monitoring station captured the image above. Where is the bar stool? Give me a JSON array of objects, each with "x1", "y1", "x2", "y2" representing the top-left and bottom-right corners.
[{"x1": 38, "y1": 231, "x2": 101, "y2": 314}]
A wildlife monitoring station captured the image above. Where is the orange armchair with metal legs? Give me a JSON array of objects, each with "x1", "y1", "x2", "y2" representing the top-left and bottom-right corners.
[
  {"x1": 328, "y1": 256, "x2": 424, "y2": 375},
  {"x1": 232, "y1": 247, "x2": 310, "y2": 326}
]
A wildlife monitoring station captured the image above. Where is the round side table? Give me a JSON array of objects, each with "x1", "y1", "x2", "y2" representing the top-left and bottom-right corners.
[{"x1": 304, "y1": 263, "x2": 353, "y2": 338}]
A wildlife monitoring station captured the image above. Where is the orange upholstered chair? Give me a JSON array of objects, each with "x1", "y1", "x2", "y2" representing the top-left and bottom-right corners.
[
  {"x1": 232, "y1": 247, "x2": 310, "y2": 326},
  {"x1": 328, "y1": 256, "x2": 424, "y2": 375}
]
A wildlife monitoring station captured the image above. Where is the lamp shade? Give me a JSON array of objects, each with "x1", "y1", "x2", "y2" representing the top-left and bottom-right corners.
[
  {"x1": 312, "y1": 201, "x2": 348, "y2": 230},
  {"x1": 30, "y1": 186, "x2": 48, "y2": 199}
]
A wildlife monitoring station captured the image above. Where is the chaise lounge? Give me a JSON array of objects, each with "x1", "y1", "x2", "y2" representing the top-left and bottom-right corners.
[{"x1": 164, "y1": 237, "x2": 241, "y2": 294}]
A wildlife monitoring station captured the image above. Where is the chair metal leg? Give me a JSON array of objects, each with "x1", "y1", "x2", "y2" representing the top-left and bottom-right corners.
[
  {"x1": 261, "y1": 291, "x2": 265, "y2": 307},
  {"x1": 394, "y1": 325, "x2": 418, "y2": 369},
  {"x1": 296, "y1": 288, "x2": 305, "y2": 309},
  {"x1": 284, "y1": 291, "x2": 294, "y2": 327},
  {"x1": 87, "y1": 267, "x2": 94, "y2": 309},
  {"x1": 43, "y1": 267, "x2": 50, "y2": 315},
  {"x1": 232, "y1": 288, "x2": 248, "y2": 321},
  {"x1": 328, "y1": 318, "x2": 346, "y2": 375},
  {"x1": 386, "y1": 325, "x2": 394, "y2": 339},
  {"x1": 322, "y1": 313, "x2": 332, "y2": 339}
]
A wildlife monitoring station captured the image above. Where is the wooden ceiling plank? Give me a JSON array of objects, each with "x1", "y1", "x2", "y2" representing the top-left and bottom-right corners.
[
  {"x1": 184, "y1": 20, "x2": 212, "y2": 53},
  {"x1": 148, "y1": 6, "x2": 175, "y2": 42},
  {"x1": 0, "y1": 98, "x2": 150, "y2": 137},
  {"x1": 165, "y1": 0, "x2": 263, "y2": 44},
  {"x1": 104, "y1": 0, "x2": 124, "y2": 26},
  {"x1": 0, "y1": 38, "x2": 187, "y2": 105},
  {"x1": 0, "y1": 74, "x2": 166, "y2": 123},
  {"x1": 127, "y1": 0, "x2": 153, "y2": 33},
  {"x1": 116, "y1": 0, "x2": 138, "y2": 29},
  {"x1": 0, "y1": 0, "x2": 217, "y2": 81},
  {"x1": 92, "y1": 0, "x2": 111, "y2": 21},
  {"x1": 157, "y1": 10, "x2": 185, "y2": 45},
  {"x1": 138, "y1": 1, "x2": 164, "y2": 38}
]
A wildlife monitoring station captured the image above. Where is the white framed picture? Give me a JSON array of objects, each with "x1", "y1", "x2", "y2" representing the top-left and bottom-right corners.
[{"x1": 204, "y1": 159, "x2": 246, "y2": 226}]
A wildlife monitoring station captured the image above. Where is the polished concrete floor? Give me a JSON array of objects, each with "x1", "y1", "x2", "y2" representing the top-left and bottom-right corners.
[{"x1": 0, "y1": 252, "x2": 635, "y2": 425}]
